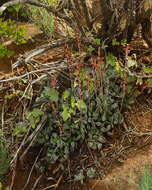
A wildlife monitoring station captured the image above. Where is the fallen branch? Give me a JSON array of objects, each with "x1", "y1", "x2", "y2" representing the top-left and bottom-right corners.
[
  {"x1": 12, "y1": 37, "x2": 75, "y2": 69},
  {"x1": 32, "y1": 174, "x2": 43, "y2": 190},
  {"x1": 0, "y1": 63, "x2": 67, "y2": 83},
  {"x1": 12, "y1": 36, "x2": 97, "y2": 69}
]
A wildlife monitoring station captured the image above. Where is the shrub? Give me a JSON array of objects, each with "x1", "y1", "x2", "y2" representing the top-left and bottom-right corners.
[
  {"x1": 26, "y1": 0, "x2": 60, "y2": 38},
  {"x1": 32, "y1": 52, "x2": 125, "y2": 164}
]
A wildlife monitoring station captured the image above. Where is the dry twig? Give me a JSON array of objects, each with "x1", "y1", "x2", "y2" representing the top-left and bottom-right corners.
[{"x1": 22, "y1": 147, "x2": 43, "y2": 190}]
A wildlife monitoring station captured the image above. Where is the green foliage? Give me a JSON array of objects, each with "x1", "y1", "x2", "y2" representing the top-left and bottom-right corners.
[
  {"x1": 148, "y1": 79, "x2": 152, "y2": 86},
  {"x1": 0, "y1": 44, "x2": 13, "y2": 58},
  {"x1": 143, "y1": 67, "x2": 152, "y2": 74},
  {"x1": 112, "y1": 39, "x2": 127, "y2": 47},
  {"x1": 0, "y1": 17, "x2": 26, "y2": 58},
  {"x1": 88, "y1": 45, "x2": 95, "y2": 53},
  {"x1": 0, "y1": 182, "x2": 9, "y2": 190},
  {"x1": 25, "y1": 108, "x2": 44, "y2": 129},
  {"x1": 74, "y1": 170, "x2": 85, "y2": 184},
  {"x1": 15, "y1": 25, "x2": 26, "y2": 45},
  {"x1": 33, "y1": 54, "x2": 126, "y2": 164},
  {"x1": 44, "y1": 88, "x2": 59, "y2": 102},
  {"x1": 26, "y1": 0, "x2": 58, "y2": 38},
  {"x1": 5, "y1": 89, "x2": 31, "y2": 100},
  {"x1": 13, "y1": 108, "x2": 44, "y2": 136},
  {"x1": 13, "y1": 123, "x2": 27, "y2": 137},
  {"x1": 138, "y1": 166, "x2": 152, "y2": 190},
  {"x1": 7, "y1": 4, "x2": 21, "y2": 14},
  {"x1": 87, "y1": 168, "x2": 96, "y2": 178},
  {"x1": 7, "y1": 4, "x2": 28, "y2": 20},
  {"x1": 0, "y1": 131, "x2": 9, "y2": 180}
]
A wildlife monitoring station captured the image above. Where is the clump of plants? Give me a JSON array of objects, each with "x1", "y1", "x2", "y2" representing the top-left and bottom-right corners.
[
  {"x1": 9, "y1": 35, "x2": 140, "y2": 167},
  {"x1": 138, "y1": 166, "x2": 152, "y2": 190},
  {"x1": 7, "y1": 4, "x2": 28, "y2": 21},
  {"x1": 130, "y1": 166, "x2": 152, "y2": 190},
  {"x1": 0, "y1": 12, "x2": 26, "y2": 58},
  {"x1": 30, "y1": 42, "x2": 126, "y2": 164},
  {"x1": 26, "y1": 0, "x2": 60, "y2": 38},
  {"x1": 138, "y1": 167, "x2": 152, "y2": 190}
]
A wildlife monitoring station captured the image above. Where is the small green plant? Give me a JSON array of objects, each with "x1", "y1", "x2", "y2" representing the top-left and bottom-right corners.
[
  {"x1": 13, "y1": 108, "x2": 44, "y2": 136},
  {"x1": 74, "y1": 170, "x2": 85, "y2": 184},
  {"x1": 25, "y1": 108, "x2": 44, "y2": 129},
  {"x1": 138, "y1": 166, "x2": 152, "y2": 190},
  {"x1": 112, "y1": 39, "x2": 127, "y2": 47},
  {"x1": 7, "y1": 4, "x2": 28, "y2": 20},
  {"x1": 87, "y1": 167, "x2": 96, "y2": 178},
  {"x1": 10, "y1": 36, "x2": 142, "y2": 181},
  {"x1": 0, "y1": 12, "x2": 26, "y2": 58}
]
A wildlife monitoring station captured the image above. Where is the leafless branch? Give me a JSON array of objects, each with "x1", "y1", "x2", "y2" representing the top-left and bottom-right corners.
[
  {"x1": 0, "y1": 63, "x2": 67, "y2": 83},
  {"x1": 12, "y1": 37, "x2": 75, "y2": 69},
  {"x1": 22, "y1": 147, "x2": 43, "y2": 190},
  {"x1": 0, "y1": 0, "x2": 27, "y2": 12}
]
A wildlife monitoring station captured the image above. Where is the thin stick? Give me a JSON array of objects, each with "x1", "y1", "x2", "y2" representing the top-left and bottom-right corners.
[
  {"x1": 41, "y1": 174, "x2": 63, "y2": 190},
  {"x1": 32, "y1": 174, "x2": 43, "y2": 190},
  {"x1": 10, "y1": 156, "x2": 17, "y2": 190},
  {"x1": 1, "y1": 105, "x2": 4, "y2": 131},
  {"x1": 22, "y1": 147, "x2": 43, "y2": 190},
  {"x1": 0, "y1": 65, "x2": 66, "y2": 83},
  {"x1": 10, "y1": 126, "x2": 31, "y2": 165},
  {"x1": 20, "y1": 114, "x2": 47, "y2": 160}
]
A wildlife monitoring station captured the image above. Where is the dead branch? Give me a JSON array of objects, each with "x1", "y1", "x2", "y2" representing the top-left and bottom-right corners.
[
  {"x1": 0, "y1": 0, "x2": 69, "y2": 22},
  {"x1": 0, "y1": 52, "x2": 87, "y2": 83},
  {"x1": 0, "y1": 0, "x2": 27, "y2": 12},
  {"x1": 10, "y1": 126, "x2": 31, "y2": 165},
  {"x1": 20, "y1": 114, "x2": 47, "y2": 161},
  {"x1": 32, "y1": 174, "x2": 43, "y2": 190},
  {"x1": 0, "y1": 67, "x2": 64, "y2": 83},
  {"x1": 12, "y1": 37, "x2": 75, "y2": 69},
  {"x1": 22, "y1": 147, "x2": 43, "y2": 190}
]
